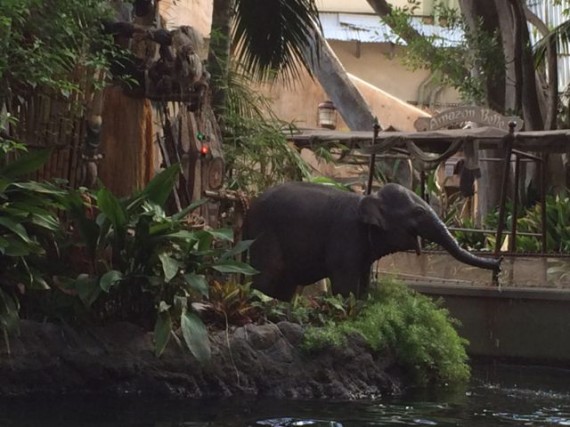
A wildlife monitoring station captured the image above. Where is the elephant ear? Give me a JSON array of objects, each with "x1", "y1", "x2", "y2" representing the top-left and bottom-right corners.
[{"x1": 357, "y1": 195, "x2": 387, "y2": 229}]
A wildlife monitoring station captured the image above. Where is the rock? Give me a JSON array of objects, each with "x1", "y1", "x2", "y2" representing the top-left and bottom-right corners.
[
  {"x1": 277, "y1": 321, "x2": 304, "y2": 346},
  {"x1": 0, "y1": 320, "x2": 401, "y2": 399}
]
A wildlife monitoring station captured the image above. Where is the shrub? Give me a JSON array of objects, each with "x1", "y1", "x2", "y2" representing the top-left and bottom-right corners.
[
  {"x1": 303, "y1": 280, "x2": 470, "y2": 386},
  {"x1": 56, "y1": 165, "x2": 256, "y2": 361},
  {"x1": 0, "y1": 144, "x2": 67, "y2": 348}
]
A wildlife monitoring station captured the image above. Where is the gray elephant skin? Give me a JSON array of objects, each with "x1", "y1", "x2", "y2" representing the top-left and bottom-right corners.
[{"x1": 244, "y1": 182, "x2": 501, "y2": 301}]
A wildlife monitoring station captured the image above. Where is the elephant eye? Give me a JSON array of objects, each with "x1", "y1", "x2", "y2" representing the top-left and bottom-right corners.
[{"x1": 412, "y1": 206, "x2": 425, "y2": 216}]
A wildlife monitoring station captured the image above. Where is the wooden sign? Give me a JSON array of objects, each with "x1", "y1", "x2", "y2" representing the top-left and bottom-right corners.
[{"x1": 414, "y1": 106, "x2": 524, "y2": 131}]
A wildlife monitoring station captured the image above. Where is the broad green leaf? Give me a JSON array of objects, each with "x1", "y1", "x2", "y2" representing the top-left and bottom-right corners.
[
  {"x1": 158, "y1": 300, "x2": 172, "y2": 312},
  {"x1": 0, "y1": 288, "x2": 20, "y2": 333},
  {"x1": 140, "y1": 164, "x2": 180, "y2": 207},
  {"x1": 96, "y1": 188, "x2": 127, "y2": 231},
  {"x1": 20, "y1": 258, "x2": 50, "y2": 290},
  {"x1": 0, "y1": 148, "x2": 52, "y2": 179},
  {"x1": 181, "y1": 311, "x2": 211, "y2": 363},
  {"x1": 29, "y1": 213, "x2": 60, "y2": 231},
  {"x1": 8, "y1": 202, "x2": 57, "y2": 218},
  {"x1": 1, "y1": 236, "x2": 36, "y2": 256},
  {"x1": 173, "y1": 296, "x2": 187, "y2": 315},
  {"x1": 0, "y1": 206, "x2": 29, "y2": 219},
  {"x1": 196, "y1": 231, "x2": 214, "y2": 252},
  {"x1": 0, "y1": 178, "x2": 9, "y2": 193},
  {"x1": 0, "y1": 236, "x2": 9, "y2": 252},
  {"x1": 309, "y1": 176, "x2": 352, "y2": 191},
  {"x1": 75, "y1": 274, "x2": 101, "y2": 307},
  {"x1": 203, "y1": 228, "x2": 234, "y2": 242},
  {"x1": 154, "y1": 311, "x2": 172, "y2": 357},
  {"x1": 148, "y1": 221, "x2": 174, "y2": 236},
  {"x1": 0, "y1": 217, "x2": 32, "y2": 244},
  {"x1": 183, "y1": 273, "x2": 209, "y2": 297},
  {"x1": 172, "y1": 198, "x2": 209, "y2": 221},
  {"x1": 154, "y1": 230, "x2": 196, "y2": 241},
  {"x1": 212, "y1": 260, "x2": 259, "y2": 275},
  {"x1": 221, "y1": 239, "x2": 254, "y2": 260},
  {"x1": 159, "y1": 252, "x2": 179, "y2": 282},
  {"x1": 99, "y1": 270, "x2": 123, "y2": 292},
  {"x1": 11, "y1": 181, "x2": 66, "y2": 195},
  {"x1": 324, "y1": 296, "x2": 346, "y2": 313}
]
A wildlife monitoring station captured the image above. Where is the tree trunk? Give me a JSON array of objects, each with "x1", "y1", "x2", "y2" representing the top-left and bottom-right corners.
[
  {"x1": 510, "y1": 0, "x2": 544, "y2": 131},
  {"x1": 523, "y1": 4, "x2": 558, "y2": 130},
  {"x1": 495, "y1": 1, "x2": 518, "y2": 113},
  {"x1": 458, "y1": 0, "x2": 509, "y2": 224},
  {"x1": 208, "y1": 0, "x2": 234, "y2": 124},
  {"x1": 305, "y1": 30, "x2": 376, "y2": 131},
  {"x1": 521, "y1": 4, "x2": 566, "y2": 194}
]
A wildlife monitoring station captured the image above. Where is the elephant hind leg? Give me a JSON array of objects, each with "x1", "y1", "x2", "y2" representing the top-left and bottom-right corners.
[{"x1": 249, "y1": 232, "x2": 291, "y2": 300}]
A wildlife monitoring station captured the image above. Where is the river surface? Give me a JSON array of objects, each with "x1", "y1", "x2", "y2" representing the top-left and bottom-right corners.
[{"x1": 2, "y1": 362, "x2": 570, "y2": 426}]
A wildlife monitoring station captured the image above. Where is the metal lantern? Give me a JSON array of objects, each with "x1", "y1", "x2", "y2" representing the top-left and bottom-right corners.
[{"x1": 317, "y1": 100, "x2": 337, "y2": 129}]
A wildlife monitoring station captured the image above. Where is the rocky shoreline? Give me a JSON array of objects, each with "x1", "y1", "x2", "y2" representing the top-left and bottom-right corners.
[{"x1": 0, "y1": 320, "x2": 402, "y2": 399}]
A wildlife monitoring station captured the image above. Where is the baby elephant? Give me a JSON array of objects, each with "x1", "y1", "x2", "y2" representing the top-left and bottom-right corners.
[{"x1": 244, "y1": 182, "x2": 501, "y2": 301}]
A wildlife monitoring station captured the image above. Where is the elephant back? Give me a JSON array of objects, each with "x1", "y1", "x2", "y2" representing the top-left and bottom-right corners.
[{"x1": 244, "y1": 182, "x2": 360, "y2": 240}]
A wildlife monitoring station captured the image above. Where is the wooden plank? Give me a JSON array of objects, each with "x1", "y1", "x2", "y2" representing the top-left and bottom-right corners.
[{"x1": 285, "y1": 127, "x2": 570, "y2": 154}]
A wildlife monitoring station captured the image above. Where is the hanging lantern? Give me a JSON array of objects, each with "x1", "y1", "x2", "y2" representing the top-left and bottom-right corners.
[{"x1": 317, "y1": 101, "x2": 337, "y2": 130}]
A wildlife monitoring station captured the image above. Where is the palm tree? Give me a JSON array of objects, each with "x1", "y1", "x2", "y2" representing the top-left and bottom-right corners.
[{"x1": 208, "y1": 0, "x2": 376, "y2": 130}]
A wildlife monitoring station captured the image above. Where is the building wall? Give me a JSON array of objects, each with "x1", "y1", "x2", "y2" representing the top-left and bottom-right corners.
[
  {"x1": 258, "y1": 65, "x2": 431, "y2": 132},
  {"x1": 257, "y1": 38, "x2": 461, "y2": 131},
  {"x1": 330, "y1": 41, "x2": 426, "y2": 104},
  {"x1": 329, "y1": 41, "x2": 460, "y2": 107},
  {"x1": 316, "y1": 0, "x2": 459, "y2": 16},
  {"x1": 159, "y1": 0, "x2": 212, "y2": 37}
]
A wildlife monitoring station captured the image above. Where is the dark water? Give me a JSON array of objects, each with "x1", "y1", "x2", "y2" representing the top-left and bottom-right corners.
[{"x1": 2, "y1": 362, "x2": 570, "y2": 426}]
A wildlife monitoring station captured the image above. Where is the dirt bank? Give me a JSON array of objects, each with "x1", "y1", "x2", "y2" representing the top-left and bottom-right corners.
[{"x1": 0, "y1": 320, "x2": 401, "y2": 399}]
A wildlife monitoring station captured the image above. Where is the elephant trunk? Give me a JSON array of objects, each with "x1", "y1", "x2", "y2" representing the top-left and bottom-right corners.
[{"x1": 423, "y1": 218, "x2": 501, "y2": 272}]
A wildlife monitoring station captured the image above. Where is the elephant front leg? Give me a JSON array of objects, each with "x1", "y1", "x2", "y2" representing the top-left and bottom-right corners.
[{"x1": 329, "y1": 262, "x2": 370, "y2": 298}]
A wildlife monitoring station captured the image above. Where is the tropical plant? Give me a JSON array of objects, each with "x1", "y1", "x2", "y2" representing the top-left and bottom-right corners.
[
  {"x1": 223, "y1": 66, "x2": 312, "y2": 192},
  {"x1": 57, "y1": 165, "x2": 256, "y2": 361},
  {"x1": 511, "y1": 193, "x2": 570, "y2": 253},
  {"x1": 376, "y1": 0, "x2": 503, "y2": 105},
  {"x1": 0, "y1": 143, "x2": 67, "y2": 348},
  {"x1": 204, "y1": 281, "x2": 263, "y2": 327},
  {"x1": 0, "y1": 0, "x2": 116, "y2": 102},
  {"x1": 303, "y1": 279, "x2": 470, "y2": 386},
  {"x1": 448, "y1": 217, "x2": 488, "y2": 251}
]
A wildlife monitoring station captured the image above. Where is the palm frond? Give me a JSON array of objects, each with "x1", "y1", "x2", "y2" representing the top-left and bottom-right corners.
[
  {"x1": 226, "y1": 61, "x2": 275, "y2": 120},
  {"x1": 533, "y1": 19, "x2": 570, "y2": 67},
  {"x1": 232, "y1": 0, "x2": 321, "y2": 82}
]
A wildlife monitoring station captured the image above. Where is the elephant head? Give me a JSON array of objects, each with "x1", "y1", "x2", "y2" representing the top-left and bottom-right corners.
[{"x1": 358, "y1": 183, "x2": 501, "y2": 272}]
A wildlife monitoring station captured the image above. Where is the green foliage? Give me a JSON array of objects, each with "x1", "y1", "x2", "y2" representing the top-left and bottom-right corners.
[
  {"x1": 514, "y1": 194, "x2": 570, "y2": 252},
  {"x1": 449, "y1": 217, "x2": 488, "y2": 251},
  {"x1": 496, "y1": 194, "x2": 570, "y2": 253},
  {"x1": 223, "y1": 67, "x2": 312, "y2": 192},
  {"x1": 232, "y1": 0, "x2": 321, "y2": 82},
  {"x1": 303, "y1": 280, "x2": 470, "y2": 386},
  {"x1": 57, "y1": 165, "x2": 256, "y2": 362},
  {"x1": 0, "y1": 0, "x2": 116, "y2": 100},
  {"x1": 449, "y1": 194, "x2": 570, "y2": 253},
  {"x1": 383, "y1": 0, "x2": 504, "y2": 105},
  {"x1": 0, "y1": 145, "x2": 66, "y2": 346},
  {"x1": 308, "y1": 176, "x2": 354, "y2": 192},
  {"x1": 0, "y1": 147, "x2": 66, "y2": 279},
  {"x1": 204, "y1": 281, "x2": 263, "y2": 327}
]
